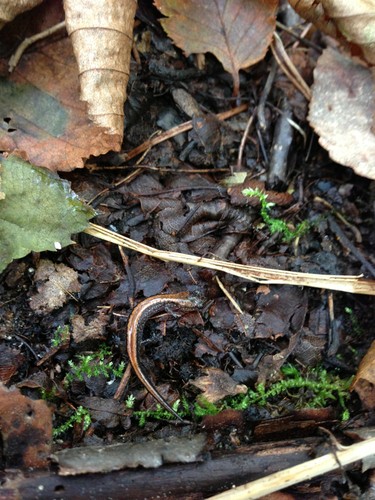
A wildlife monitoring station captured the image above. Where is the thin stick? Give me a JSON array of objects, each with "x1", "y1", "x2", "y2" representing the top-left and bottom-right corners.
[
  {"x1": 9, "y1": 21, "x2": 66, "y2": 72},
  {"x1": 271, "y1": 32, "x2": 311, "y2": 101},
  {"x1": 236, "y1": 108, "x2": 256, "y2": 171}
]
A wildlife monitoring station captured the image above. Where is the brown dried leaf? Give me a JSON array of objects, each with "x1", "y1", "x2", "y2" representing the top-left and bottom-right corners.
[
  {"x1": 71, "y1": 312, "x2": 108, "y2": 343},
  {"x1": 0, "y1": 345, "x2": 24, "y2": 384},
  {"x1": 0, "y1": 382, "x2": 52, "y2": 468},
  {"x1": 308, "y1": 48, "x2": 375, "y2": 180},
  {"x1": 289, "y1": 0, "x2": 375, "y2": 65},
  {"x1": 351, "y1": 340, "x2": 375, "y2": 410},
  {"x1": 189, "y1": 367, "x2": 247, "y2": 403},
  {"x1": 0, "y1": 37, "x2": 120, "y2": 171},
  {"x1": 63, "y1": 0, "x2": 137, "y2": 138},
  {"x1": 0, "y1": 0, "x2": 42, "y2": 30},
  {"x1": 154, "y1": 0, "x2": 278, "y2": 96}
]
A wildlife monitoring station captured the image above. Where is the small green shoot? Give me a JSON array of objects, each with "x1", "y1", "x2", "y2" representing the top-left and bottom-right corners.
[
  {"x1": 65, "y1": 344, "x2": 125, "y2": 385},
  {"x1": 125, "y1": 394, "x2": 136, "y2": 409},
  {"x1": 242, "y1": 187, "x2": 310, "y2": 242},
  {"x1": 51, "y1": 325, "x2": 70, "y2": 348},
  {"x1": 53, "y1": 406, "x2": 91, "y2": 438},
  {"x1": 133, "y1": 400, "x2": 184, "y2": 427}
]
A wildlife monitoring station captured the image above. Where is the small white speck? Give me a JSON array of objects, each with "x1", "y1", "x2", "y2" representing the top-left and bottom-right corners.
[{"x1": 54, "y1": 241, "x2": 62, "y2": 250}]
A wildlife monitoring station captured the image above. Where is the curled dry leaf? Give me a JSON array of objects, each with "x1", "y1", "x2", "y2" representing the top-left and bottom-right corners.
[
  {"x1": 351, "y1": 340, "x2": 375, "y2": 410},
  {"x1": 309, "y1": 48, "x2": 375, "y2": 180},
  {"x1": 0, "y1": 37, "x2": 120, "y2": 171},
  {"x1": 289, "y1": 0, "x2": 375, "y2": 65},
  {"x1": 63, "y1": 0, "x2": 137, "y2": 139},
  {"x1": 154, "y1": 0, "x2": 278, "y2": 96},
  {"x1": 0, "y1": 0, "x2": 42, "y2": 30}
]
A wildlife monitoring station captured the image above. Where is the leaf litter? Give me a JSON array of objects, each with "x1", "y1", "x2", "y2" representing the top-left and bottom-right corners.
[{"x1": 0, "y1": 0, "x2": 375, "y2": 497}]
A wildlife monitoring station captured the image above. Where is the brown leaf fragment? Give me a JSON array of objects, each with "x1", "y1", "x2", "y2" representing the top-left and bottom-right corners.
[
  {"x1": 254, "y1": 285, "x2": 308, "y2": 339},
  {"x1": 154, "y1": 0, "x2": 278, "y2": 96},
  {"x1": 0, "y1": 382, "x2": 52, "y2": 468},
  {"x1": 0, "y1": 0, "x2": 43, "y2": 30},
  {"x1": 29, "y1": 259, "x2": 80, "y2": 313},
  {"x1": 189, "y1": 367, "x2": 247, "y2": 403},
  {"x1": 63, "y1": 0, "x2": 137, "y2": 138},
  {"x1": 0, "y1": 37, "x2": 120, "y2": 171},
  {"x1": 308, "y1": 48, "x2": 375, "y2": 180},
  {"x1": 351, "y1": 340, "x2": 375, "y2": 410},
  {"x1": 0, "y1": 345, "x2": 24, "y2": 384},
  {"x1": 71, "y1": 312, "x2": 108, "y2": 343}
]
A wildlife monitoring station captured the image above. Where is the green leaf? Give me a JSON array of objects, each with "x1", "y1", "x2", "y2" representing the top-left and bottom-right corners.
[{"x1": 0, "y1": 155, "x2": 95, "y2": 273}]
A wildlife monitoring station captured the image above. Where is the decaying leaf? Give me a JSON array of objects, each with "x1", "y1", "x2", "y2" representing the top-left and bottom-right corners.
[
  {"x1": 189, "y1": 367, "x2": 247, "y2": 403},
  {"x1": 29, "y1": 260, "x2": 80, "y2": 313},
  {"x1": 63, "y1": 0, "x2": 137, "y2": 138},
  {"x1": 0, "y1": 345, "x2": 24, "y2": 384},
  {"x1": 289, "y1": 0, "x2": 375, "y2": 65},
  {"x1": 0, "y1": 382, "x2": 52, "y2": 468},
  {"x1": 351, "y1": 340, "x2": 375, "y2": 410},
  {"x1": 53, "y1": 434, "x2": 206, "y2": 475},
  {"x1": 0, "y1": 155, "x2": 95, "y2": 273},
  {"x1": 0, "y1": 0, "x2": 43, "y2": 30},
  {"x1": 0, "y1": 36, "x2": 120, "y2": 171},
  {"x1": 71, "y1": 311, "x2": 108, "y2": 343},
  {"x1": 309, "y1": 48, "x2": 375, "y2": 180},
  {"x1": 154, "y1": 0, "x2": 278, "y2": 96}
]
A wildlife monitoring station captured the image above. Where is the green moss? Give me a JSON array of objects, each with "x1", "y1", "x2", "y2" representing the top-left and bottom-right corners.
[
  {"x1": 51, "y1": 325, "x2": 70, "y2": 348},
  {"x1": 242, "y1": 187, "x2": 310, "y2": 242},
  {"x1": 53, "y1": 406, "x2": 91, "y2": 438},
  {"x1": 65, "y1": 344, "x2": 125, "y2": 384}
]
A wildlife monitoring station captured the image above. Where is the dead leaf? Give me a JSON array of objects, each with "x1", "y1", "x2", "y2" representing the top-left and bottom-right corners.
[
  {"x1": 154, "y1": 0, "x2": 278, "y2": 96},
  {"x1": 0, "y1": 0, "x2": 43, "y2": 30},
  {"x1": 0, "y1": 382, "x2": 52, "y2": 468},
  {"x1": 71, "y1": 312, "x2": 108, "y2": 343},
  {"x1": 0, "y1": 345, "x2": 24, "y2": 384},
  {"x1": 351, "y1": 340, "x2": 375, "y2": 410},
  {"x1": 289, "y1": 0, "x2": 375, "y2": 65},
  {"x1": 29, "y1": 259, "x2": 80, "y2": 313},
  {"x1": 63, "y1": 0, "x2": 137, "y2": 138},
  {"x1": 254, "y1": 285, "x2": 308, "y2": 339},
  {"x1": 0, "y1": 37, "x2": 120, "y2": 171},
  {"x1": 189, "y1": 367, "x2": 247, "y2": 403},
  {"x1": 309, "y1": 48, "x2": 375, "y2": 180}
]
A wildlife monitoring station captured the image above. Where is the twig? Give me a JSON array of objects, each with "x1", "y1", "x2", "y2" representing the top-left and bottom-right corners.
[
  {"x1": 236, "y1": 108, "x2": 256, "y2": 171},
  {"x1": 9, "y1": 21, "x2": 66, "y2": 72},
  {"x1": 271, "y1": 32, "x2": 312, "y2": 101}
]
